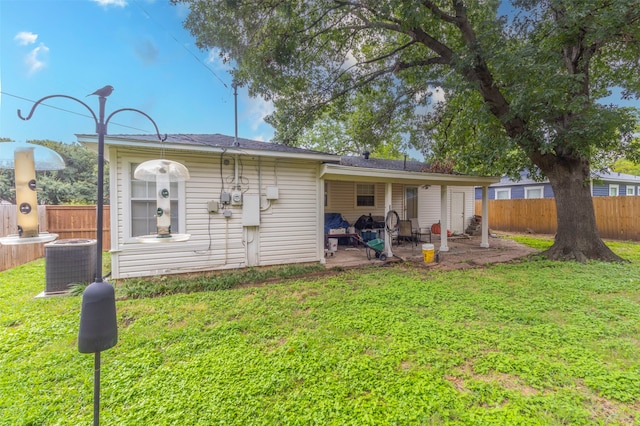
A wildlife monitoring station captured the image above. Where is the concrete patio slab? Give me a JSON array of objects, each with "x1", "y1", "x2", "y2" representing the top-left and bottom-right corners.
[{"x1": 324, "y1": 234, "x2": 538, "y2": 271}]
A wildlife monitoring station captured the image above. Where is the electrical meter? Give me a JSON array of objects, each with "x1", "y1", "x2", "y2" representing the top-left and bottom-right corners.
[{"x1": 231, "y1": 190, "x2": 243, "y2": 206}]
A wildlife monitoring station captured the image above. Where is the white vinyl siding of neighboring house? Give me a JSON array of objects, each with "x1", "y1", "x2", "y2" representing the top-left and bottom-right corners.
[{"x1": 110, "y1": 149, "x2": 321, "y2": 279}]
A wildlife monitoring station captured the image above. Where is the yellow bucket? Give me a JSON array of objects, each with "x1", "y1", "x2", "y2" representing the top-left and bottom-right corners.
[{"x1": 422, "y1": 243, "x2": 435, "y2": 263}]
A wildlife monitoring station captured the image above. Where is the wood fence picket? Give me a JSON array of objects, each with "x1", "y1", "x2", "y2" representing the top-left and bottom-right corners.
[{"x1": 0, "y1": 205, "x2": 109, "y2": 272}]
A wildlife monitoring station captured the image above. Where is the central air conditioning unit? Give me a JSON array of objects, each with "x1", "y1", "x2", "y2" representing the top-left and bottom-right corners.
[{"x1": 44, "y1": 238, "x2": 97, "y2": 294}]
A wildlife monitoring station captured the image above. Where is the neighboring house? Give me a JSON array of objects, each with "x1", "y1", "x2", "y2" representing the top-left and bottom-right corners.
[
  {"x1": 77, "y1": 133, "x2": 499, "y2": 279},
  {"x1": 474, "y1": 170, "x2": 640, "y2": 200}
]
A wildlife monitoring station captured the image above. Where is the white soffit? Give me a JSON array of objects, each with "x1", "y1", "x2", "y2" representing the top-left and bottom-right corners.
[{"x1": 320, "y1": 163, "x2": 500, "y2": 186}]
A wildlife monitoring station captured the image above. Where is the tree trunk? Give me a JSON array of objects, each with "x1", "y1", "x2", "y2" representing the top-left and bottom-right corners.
[{"x1": 541, "y1": 158, "x2": 622, "y2": 262}]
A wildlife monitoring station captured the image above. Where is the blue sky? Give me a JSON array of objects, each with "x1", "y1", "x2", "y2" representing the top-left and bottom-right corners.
[
  {"x1": 1, "y1": 0, "x2": 638, "y2": 149},
  {"x1": 1, "y1": 0, "x2": 274, "y2": 144}
]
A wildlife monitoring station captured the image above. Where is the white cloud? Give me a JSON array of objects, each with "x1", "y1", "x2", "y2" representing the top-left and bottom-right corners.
[
  {"x1": 14, "y1": 31, "x2": 38, "y2": 46},
  {"x1": 243, "y1": 95, "x2": 274, "y2": 131},
  {"x1": 91, "y1": 0, "x2": 128, "y2": 7},
  {"x1": 431, "y1": 87, "x2": 446, "y2": 104},
  {"x1": 341, "y1": 50, "x2": 358, "y2": 70},
  {"x1": 25, "y1": 43, "x2": 49, "y2": 75},
  {"x1": 206, "y1": 48, "x2": 232, "y2": 70}
]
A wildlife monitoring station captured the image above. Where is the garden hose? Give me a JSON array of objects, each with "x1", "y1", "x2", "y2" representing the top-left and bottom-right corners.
[{"x1": 385, "y1": 210, "x2": 400, "y2": 234}]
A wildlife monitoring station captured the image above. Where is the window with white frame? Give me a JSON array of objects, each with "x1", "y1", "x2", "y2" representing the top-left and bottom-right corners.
[
  {"x1": 130, "y1": 163, "x2": 180, "y2": 237},
  {"x1": 495, "y1": 188, "x2": 511, "y2": 200},
  {"x1": 356, "y1": 183, "x2": 375, "y2": 207},
  {"x1": 627, "y1": 186, "x2": 635, "y2": 196},
  {"x1": 524, "y1": 186, "x2": 544, "y2": 199},
  {"x1": 609, "y1": 184, "x2": 619, "y2": 196}
]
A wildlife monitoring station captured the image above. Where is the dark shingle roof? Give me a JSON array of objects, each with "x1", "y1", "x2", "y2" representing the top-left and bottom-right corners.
[
  {"x1": 101, "y1": 134, "x2": 457, "y2": 174},
  {"x1": 105, "y1": 133, "x2": 337, "y2": 157},
  {"x1": 340, "y1": 156, "x2": 434, "y2": 173}
]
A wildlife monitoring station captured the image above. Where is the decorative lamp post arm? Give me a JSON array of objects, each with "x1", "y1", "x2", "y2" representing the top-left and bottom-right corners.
[
  {"x1": 18, "y1": 94, "x2": 99, "y2": 132},
  {"x1": 106, "y1": 108, "x2": 167, "y2": 141},
  {"x1": 16, "y1": 86, "x2": 172, "y2": 426}
]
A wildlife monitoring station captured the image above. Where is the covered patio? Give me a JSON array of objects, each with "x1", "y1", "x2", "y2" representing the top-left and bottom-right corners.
[
  {"x1": 320, "y1": 160, "x2": 501, "y2": 263},
  {"x1": 324, "y1": 234, "x2": 537, "y2": 270}
]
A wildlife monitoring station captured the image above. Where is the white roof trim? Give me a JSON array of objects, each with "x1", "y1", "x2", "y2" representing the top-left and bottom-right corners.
[
  {"x1": 76, "y1": 134, "x2": 340, "y2": 163},
  {"x1": 320, "y1": 163, "x2": 500, "y2": 186}
]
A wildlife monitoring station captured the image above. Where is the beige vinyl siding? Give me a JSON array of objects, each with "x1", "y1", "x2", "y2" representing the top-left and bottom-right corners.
[
  {"x1": 416, "y1": 185, "x2": 475, "y2": 232},
  {"x1": 258, "y1": 160, "x2": 320, "y2": 265},
  {"x1": 110, "y1": 149, "x2": 322, "y2": 279},
  {"x1": 391, "y1": 184, "x2": 404, "y2": 219},
  {"x1": 417, "y1": 186, "x2": 440, "y2": 230},
  {"x1": 443, "y1": 186, "x2": 475, "y2": 232},
  {"x1": 459, "y1": 186, "x2": 475, "y2": 231},
  {"x1": 326, "y1": 180, "x2": 387, "y2": 224}
]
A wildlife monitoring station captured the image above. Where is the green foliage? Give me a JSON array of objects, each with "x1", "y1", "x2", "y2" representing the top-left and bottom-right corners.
[
  {"x1": 2, "y1": 243, "x2": 640, "y2": 424},
  {"x1": 173, "y1": 0, "x2": 639, "y2": 173},
  {"x1": 612, "y1": 158, "x2": 640, "y2": 176},
  {"x1": 0, "y1": 139, "x2": 108, "y2": 205},
  {"x1": 506, "y1": 234, "x2": 555, "y2": 251},
  {"x1": 172, "y1": 0, "x2": 640, "y2": 260}
]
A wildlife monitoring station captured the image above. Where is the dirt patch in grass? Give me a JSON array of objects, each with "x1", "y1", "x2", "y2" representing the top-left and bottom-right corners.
[{"x1": 412, "y1": 236, "x2": 539, "y2": 271}]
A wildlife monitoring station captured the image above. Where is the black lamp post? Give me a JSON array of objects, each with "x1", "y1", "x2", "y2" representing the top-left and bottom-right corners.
[{"x1": 17, "y1": 86, "x2": 166, "y2": 426}]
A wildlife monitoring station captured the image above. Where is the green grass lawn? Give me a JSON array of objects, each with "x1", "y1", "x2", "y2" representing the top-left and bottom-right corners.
[{"x1": 2, "y1": 240, "x2": 640, "y2": 425}]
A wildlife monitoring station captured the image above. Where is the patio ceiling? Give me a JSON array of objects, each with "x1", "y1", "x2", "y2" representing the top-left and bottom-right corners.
[{"x1": 320, "y1": 163, "x2": 501, "y2": 187}]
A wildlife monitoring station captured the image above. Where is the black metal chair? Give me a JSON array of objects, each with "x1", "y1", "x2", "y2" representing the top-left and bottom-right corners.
[{"x1": 410, "y1": 218, "x2": 431, "y2": 244}]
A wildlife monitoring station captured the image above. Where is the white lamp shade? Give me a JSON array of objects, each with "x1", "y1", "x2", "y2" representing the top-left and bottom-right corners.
[
  {"x1": 0, "y1": 142, "x2": 65, "y2": 170},
  {"x1": 133, "y1": 159, "x2": 190, "y2": 182}
]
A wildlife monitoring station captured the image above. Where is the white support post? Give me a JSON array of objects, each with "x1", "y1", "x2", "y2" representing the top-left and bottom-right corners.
[
  {"x1": 384, "y1": 182, "x2": 393, "y2": 258},
  {"x1": 319, "y1": 177, "x2": 326, "y2": 264},
  {"x1": 481, "y1": 186, "x2": 490, "y2": 248},
  {"x1": 440, "y1": 185, "x2": 449, "y2": 252}
]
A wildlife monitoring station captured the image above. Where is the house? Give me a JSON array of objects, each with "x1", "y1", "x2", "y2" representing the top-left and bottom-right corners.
[
  {"x1": 77, "y1": 133, "x2": 500, "y2": 279},
  {"x1": 474, "y1": 170, "x2": 640, "y2": 200}
]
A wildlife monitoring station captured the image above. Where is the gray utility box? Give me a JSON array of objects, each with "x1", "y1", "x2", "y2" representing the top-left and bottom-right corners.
[{"x1": 45, "y1": 239, "x2": 97, "y2": 294}]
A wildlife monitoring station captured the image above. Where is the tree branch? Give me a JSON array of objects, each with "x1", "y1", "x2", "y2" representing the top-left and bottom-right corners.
[{"x1": 421, "y1": 0, "x2": 458, "y2": 24}]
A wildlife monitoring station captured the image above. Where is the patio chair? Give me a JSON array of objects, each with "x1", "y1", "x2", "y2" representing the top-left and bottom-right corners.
[
  {"x1": 410, "y1": 218, "x2": 431, "y2": 244},
  {"x1": 396, "y1": 220, "x2": 413, "y2": 245}
]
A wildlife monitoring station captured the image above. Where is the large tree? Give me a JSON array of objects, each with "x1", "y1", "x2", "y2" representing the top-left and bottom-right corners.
[{"x1": 174, "y1": 0, "x2": 640, "y2": 261}]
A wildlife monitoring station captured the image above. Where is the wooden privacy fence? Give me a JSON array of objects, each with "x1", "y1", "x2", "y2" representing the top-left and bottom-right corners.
[
  {"x1": 0, "y1": 205, "x2": 110, "y2": 272},
  {"x1": 475, "y1": 196, "x2": 640, "y2": 241}
]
